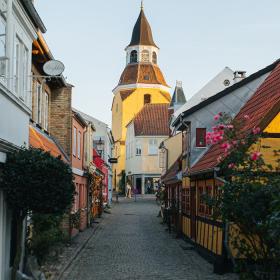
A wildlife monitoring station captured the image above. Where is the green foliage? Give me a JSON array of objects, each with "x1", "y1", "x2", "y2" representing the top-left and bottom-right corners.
[
  {"x1": 0, "y1": 148, "x2": 75, "y2": 215},
  {"x1": 28, "y1": 214, "x2": 66, "y2": 262},
  {"x1": 69, "y1": 210, "x2": 81, "y2": 229},
  {"x1": 206, "y1": 114, "x2": 280, "y2": 273}
]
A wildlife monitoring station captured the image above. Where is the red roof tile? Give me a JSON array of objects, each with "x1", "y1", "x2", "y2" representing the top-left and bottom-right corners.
[
  {"x1": 134, "y1": 104, "x2": 170, "y2": 136},
  {"x1": 191, "y1": 62, "x2": 280, "y2": 174},
  {"x1": 161, "y1": 157, "x2": 181, "y2": 184},
  {"x1": 29, "y1": 126, "x2": 68, "y2": 162},
  {"x1": 119, "y1": 63, "x2": 169, "y2": 87}
]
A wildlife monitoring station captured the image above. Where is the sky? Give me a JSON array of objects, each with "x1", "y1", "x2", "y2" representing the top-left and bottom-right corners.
[{"x1": 35, "y1": 0, "x2": 280, "y2": 126}]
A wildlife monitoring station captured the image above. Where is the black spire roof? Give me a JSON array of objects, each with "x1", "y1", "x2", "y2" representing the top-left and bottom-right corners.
[
  {"x1": 128, "y1": 7, "x2": 158, "y2": 48},
  {"x1": 170, "y1": 81, "x2": 187, "y2": 107}
]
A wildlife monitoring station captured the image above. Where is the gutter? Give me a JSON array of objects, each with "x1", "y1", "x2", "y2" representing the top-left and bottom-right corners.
[{"x1": 21, "y1": 0, "x2": 47, "y2": 33}]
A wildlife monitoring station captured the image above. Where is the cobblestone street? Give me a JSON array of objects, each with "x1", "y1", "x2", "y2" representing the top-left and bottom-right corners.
[{"x1": 60, "y1": 198, "x2": 237, "y2": 280}]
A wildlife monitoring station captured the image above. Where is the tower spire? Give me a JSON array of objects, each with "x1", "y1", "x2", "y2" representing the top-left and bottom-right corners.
[{"x1": 141, "y1": 0, "x2": 144, "y2": 10}]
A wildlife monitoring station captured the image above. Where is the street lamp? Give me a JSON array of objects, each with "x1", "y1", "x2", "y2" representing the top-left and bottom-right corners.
[{"x1": 97, "y1": 138, "x2": 104, "y2": 158}]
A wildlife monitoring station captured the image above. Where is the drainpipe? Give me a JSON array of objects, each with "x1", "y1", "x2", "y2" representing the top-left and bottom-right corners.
[{"x1": 214, "y1": 168, "x2": 236, "y2": 268}]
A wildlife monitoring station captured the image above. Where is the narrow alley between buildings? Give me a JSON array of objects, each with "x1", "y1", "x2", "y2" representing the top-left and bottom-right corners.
[{"x1": 61, "y1": 198, "x2": 237, "y2": 280}]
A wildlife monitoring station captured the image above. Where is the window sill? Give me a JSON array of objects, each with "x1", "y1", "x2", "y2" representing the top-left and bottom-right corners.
[{"x1": 195, "y1": 146, "x2": 207, "y2": 149}]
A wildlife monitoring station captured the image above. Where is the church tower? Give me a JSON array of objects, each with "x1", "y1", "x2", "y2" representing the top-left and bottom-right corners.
[{"x1": 111, "y1": 3, "x2": 171, "y2": 190}]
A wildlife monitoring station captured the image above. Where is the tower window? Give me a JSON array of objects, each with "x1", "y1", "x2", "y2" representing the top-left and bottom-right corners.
[
  {"x1": 141, "y1": 50, "x2": 149, "y2": 63},
  {"x1": 130, "y1": 50, "x2": 138, "y2": 63},
  {"x1": 152, "y1": 52, "x2": 157, "y2": 64},
  {"x1": 144, "y1": 94, "x2": 151, "y2": 104}
]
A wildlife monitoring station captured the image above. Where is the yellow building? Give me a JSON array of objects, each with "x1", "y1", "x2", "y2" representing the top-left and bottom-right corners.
[{"x1": 111, "y1": 4, "x2": 171, "y2": 190}]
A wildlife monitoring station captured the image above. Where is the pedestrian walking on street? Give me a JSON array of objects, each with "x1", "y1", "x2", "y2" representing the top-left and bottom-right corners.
[
  {"x1": 133, "y1": 186, "x2": 138, "y2": 202},
  {"x1": 126, "y1": 181, "x2": 132, "y2": 198}
]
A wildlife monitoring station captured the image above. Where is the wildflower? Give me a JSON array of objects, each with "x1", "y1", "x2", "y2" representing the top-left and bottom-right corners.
[{"x1": 250, "y1": 151, "x2": 261, "y2": 161}]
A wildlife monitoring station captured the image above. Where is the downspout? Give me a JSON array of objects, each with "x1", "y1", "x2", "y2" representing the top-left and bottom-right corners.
[{"x1": 214, "y1": 168, "x2": 236, "y2": 268}]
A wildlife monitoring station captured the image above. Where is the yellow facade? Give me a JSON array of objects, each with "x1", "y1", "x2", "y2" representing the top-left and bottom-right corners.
[{"x1": 112, "y1": 87, "x2": 170, "y2": 189}]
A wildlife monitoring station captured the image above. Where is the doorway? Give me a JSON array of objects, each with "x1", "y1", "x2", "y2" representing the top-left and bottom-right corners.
[{"x1": 136, "y1": 178, "x2": 142, "y2": 194}]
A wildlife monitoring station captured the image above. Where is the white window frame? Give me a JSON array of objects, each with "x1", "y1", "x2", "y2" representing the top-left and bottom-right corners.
[
  {"x1": 73, "y1": 127, "x2": 77, "y2": 157},
  {"x1": 148, "y1": 139, "x2": 158, "y2": 155},
  {"x1": 136, "y1": 140, "x2": 142, "y2": 156},
  {"x1": 78, "y1": 131, "x2": 81, "y2": 159},
  {"x1": 44, "y1": 91, "x2": 49, "y2": 130},
  {"x1": 0, "y1": 14, "x2": 7, "y2": 82}
]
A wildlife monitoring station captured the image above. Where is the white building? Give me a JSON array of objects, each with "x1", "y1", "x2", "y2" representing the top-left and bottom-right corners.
[
  {"x1": 172, "y1": 61, "x2": 277, "y2": 168},
  {"x1": 126, "y1": 103, "x2": 169, "y2": 194},
  {"x1": 0, "y1": 0, "x2": 45, "y2": 279}
]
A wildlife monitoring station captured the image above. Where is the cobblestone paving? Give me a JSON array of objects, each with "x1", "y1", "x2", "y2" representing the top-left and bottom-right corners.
[{"x1": 61, "y1": 198, "x2": 237, "y2": 280}]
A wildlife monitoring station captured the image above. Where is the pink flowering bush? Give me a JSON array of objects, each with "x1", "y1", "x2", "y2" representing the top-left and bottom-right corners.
[{"x1": 205, "y1": 113, "x2": 280, "y2": 276}]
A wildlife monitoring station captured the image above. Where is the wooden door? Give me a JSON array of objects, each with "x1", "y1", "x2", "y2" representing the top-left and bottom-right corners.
[{"x1": 190, "y1": 186, "x2": 196, "y2": 240}]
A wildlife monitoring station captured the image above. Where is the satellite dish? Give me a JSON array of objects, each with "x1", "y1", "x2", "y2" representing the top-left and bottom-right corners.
[{"x1": 43, "y1": 60, "x2": 65, "y2": 76}]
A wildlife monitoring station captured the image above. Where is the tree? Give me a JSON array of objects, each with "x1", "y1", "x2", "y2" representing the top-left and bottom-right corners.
[
  {"x1": 0, "y1": 148, "x2": 75, "y2": 280},
  {"x1": 206, "y1": 113, "x2": 280, "y2": 276}
]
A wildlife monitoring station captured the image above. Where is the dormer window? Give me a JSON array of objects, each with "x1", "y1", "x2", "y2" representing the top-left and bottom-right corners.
[
  {"x1": 144, "y1": 94, "x2": 151, "y2": 104},
  {"x1": 152, "y1": 52, "x2": 157, "y2": 64},
  {"x1": 130, "y1": 50, "x2": 138, "y2": 63},
  {"x1": 141, "y1": 50, "x2": 149, "y2": 63}
]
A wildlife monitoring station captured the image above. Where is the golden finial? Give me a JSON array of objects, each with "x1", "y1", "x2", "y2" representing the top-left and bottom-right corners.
[{"x1": 141, "y1": 0, "x2": 144, "y2": 10}]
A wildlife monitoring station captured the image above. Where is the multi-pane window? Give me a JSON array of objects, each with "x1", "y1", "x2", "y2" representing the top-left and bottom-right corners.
[
  {"x1": 73, "y1": 127, "x2": 77, "y2": 156},
  {"x1": 141, "y1": 50, "x2": 149, "y2": 62},
  {"x1": 43, "y1": 92, "x2": 49, "y2": 130},
  {"x1": 13, "y1": 37, "x2": 20, "y2": 95},
  {"x1": 78, "y1": 131, "x2": 81, "y2": 159},
  {"x1": 148, "y1": 139, "x2": 158, "y2": 155},
  {"x1": 130, "y1": 50, "x2": 137, "y2": 63},
  {"x1": 196, "y1": 128, "x2": 206, "y2": 147},
  {"x1": 198, "y1": 185, "x2": 213, "y2": 216},
  {"x1": 13, "y1": 36, "x2": 29, "y2": 101},
  {"x1": 136, "y1": 140, "x2": 141, "y2": 156},
  {"x1": 36, "y1": 82, "x2": 42, "y2": 124},
  {"x1": 0, "y1": 15, "x2": 6, "y2": 79},
  {"x1": 182, "y1": 188, "x2": 190, "y2": 215},
  {"x1": 0, "y1": 15, "x2": 6, "y2": 57}
]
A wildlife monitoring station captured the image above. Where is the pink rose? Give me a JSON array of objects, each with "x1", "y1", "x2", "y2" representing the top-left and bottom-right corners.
[
  {"x1": 244, "y1": 114, "x2": 250, "y2": 120},
  {"x1": 214, "y1": 115, "x2": 220, "y2": 121},
  {"x1": 228, "y1": 163, "x2": 235, "y2": 169},
  {"x1": 250, "y1": 151, "x2": 261, "y2": 161},
  {"x1": 252, "y1": 127, "x2": 261, "y2": 135}
]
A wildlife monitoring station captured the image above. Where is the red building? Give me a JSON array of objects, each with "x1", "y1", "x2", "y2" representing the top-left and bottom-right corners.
[{"x1": 71, "y1": 111, "x2": 88, "y2": 237}]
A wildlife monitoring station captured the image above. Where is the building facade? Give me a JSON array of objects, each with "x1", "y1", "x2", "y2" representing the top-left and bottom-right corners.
[
  {"x1": 126, "y1": 104, "x2": 169, "y2": 194},
  {"x1": 111, "y1": 5, "x2": 171, "y2": 191},
  {"x1": 0, "y1": 1, "x2": 46, "y2": 279}
]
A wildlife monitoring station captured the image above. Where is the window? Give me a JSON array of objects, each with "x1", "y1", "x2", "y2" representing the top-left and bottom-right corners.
[
  {"x1": 198, "y1": 186, "x2": 205, "y2": 215},
  {"x1": 182, "y1": 188, "x2": 190, "y2": 215},
  {"x1": 0, "y1": 15, "x2": 6, "y2": 57},
  {"x1": 73, "y1": 127, "x2": 77, "y2": 156},
  {"x1": 78, "y1": 131, "x2": 81, "y2": 159},
  {"x1": 144, "y1": 94, "x2": 151, "y2": 104},
  {"x1": 0, "y1": 15, "x2": 6, "y2": 79},
  {"x1": 141, "y1": 50, "x2": 149, "y2": 62},
  {"x1": 43, "y1": 92, "x2": 49, "y2": 130},
  {"x1": 196, "y1": 128, "x2": 206, "y2": 147},
  {"x1": 152, "y1": 52, "x2": 157, "y2": 64},
  {"x1": 130, "y1": 50, "x2": 137, "y2": 63},
  {"x1": 136, "y1": 140, "x2": 141, "y2": 156},
  {"x1": 13, "y1": 37, "x2": 20, "y2": 95},
  {"x1": 13, "y1": 37, "x2": 29, "y2": 100},
  {"x1": 198, "y1": 185, "x2": 213, "y2": 216},
  {"x1": 148, "y1": 139, "x2": 158, "y2": 155},
  {"x1": 36, "y1": 83, "x2": 42, "y2": 124}
]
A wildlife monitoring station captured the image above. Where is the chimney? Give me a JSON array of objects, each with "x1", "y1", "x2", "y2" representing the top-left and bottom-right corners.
[{"x1": 233, "y1": 70, "x2": 246, "y2": 83}]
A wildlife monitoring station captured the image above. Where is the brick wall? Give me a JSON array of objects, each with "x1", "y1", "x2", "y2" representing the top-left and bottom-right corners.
[{"x1": 49, "y1": 85, "x2": 73, "y2": 159}]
